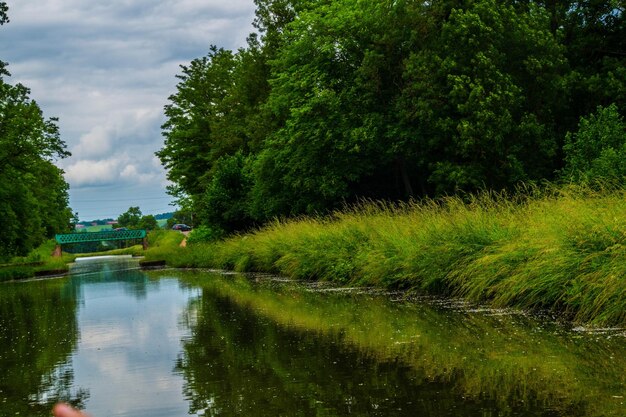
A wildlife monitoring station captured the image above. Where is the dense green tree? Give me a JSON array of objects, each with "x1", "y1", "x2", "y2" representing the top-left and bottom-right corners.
[
  {"x1": 138, "y1": 214, "x2": 159, "y2": 231},
  {"x1": 562, "y1": 104, "x2": 626, "y2": 182},
  {"x1": 116, "y1": 206, "x2": 142, "y2": 228},
  {"x1": 0, "y1": 3, "x2": 72, "y2": 257},
  {"x1": 252, "y1": 0, "x2": 312, "y2": 52},
  {"x1": 252, "y1": 0, "x2": 428, "y2": 218},
  {"x1": 397, "y1": 0, "x2": 566, "y2": 194},
  {"x1": 158, "y1": 37, "x2": 273, "y2": 225},
  {"x1": 117, "y1": 208, "x2": 161, "y2": 230},
  {"x1": 198, "y1": 152, "x2": 254, "y2": 234},
  {"x1": 158, "y1": 0, "x2": 626, "y2": 235},
  {"x1": 158, "y1": 47, "x2": 237, "y2": 198},
  {"x1": 557, "y1": 1, "x2": 626, "y2": 129}
]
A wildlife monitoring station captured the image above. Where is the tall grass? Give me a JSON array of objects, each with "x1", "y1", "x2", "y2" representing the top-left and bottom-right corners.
[
  {"x1": 0, "y1": 240, "x2": 75, "y2": 282},
  {"x1": 150, "y1": 185, "x2": 626, "y2": 326}
]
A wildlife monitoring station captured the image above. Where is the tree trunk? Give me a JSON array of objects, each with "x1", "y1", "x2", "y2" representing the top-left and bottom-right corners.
[{"x1": 397, "y1": 157, "x2": 414, "y2": 198}]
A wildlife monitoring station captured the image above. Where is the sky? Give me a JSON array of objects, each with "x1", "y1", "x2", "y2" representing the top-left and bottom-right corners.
[{"x1": 0, "y1": 0, "x2": 257, "y2": 221}]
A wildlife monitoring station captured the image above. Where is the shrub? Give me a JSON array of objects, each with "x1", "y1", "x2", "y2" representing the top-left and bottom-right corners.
[
  {"x1": 186, "y1": 226, "x2": 225, "y2": 244},
  {"x1": 562, "y1": 104, "x2": 626, "y2": 183}
]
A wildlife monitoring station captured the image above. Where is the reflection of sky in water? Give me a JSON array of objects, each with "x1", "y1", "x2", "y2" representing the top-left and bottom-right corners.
[
  {"x1": 43, "y1": 259, "x2": 624, "y2": 417},
  {"x1": 70, "y1": 276, "x2": 200, "y2": 417}
]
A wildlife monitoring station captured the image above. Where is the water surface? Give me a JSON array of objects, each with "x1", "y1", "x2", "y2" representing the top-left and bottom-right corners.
[{"x1": 0, "y1": 257, "x2": 623, "y2": 416}]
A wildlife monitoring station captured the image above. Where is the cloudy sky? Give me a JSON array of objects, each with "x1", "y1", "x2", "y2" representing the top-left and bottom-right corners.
[{"x1": 0, "y1": 0, "x2": 257, "y2": 220}]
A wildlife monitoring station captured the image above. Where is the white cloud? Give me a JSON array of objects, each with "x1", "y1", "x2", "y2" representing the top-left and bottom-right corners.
[
  {"x1": 71, "y1": 283, "x2": 195, "y2": 416},
  {"x1": 65, "y1": 158, "x2": 125, "y2": 187},
  {"x1": 0, "y1": 0, "x2": 257, "y2": 219},
  {"x1": 64, "y1": 153, "x2": 162, "y2": 188},
  {"x1": 73, "y1": 126, "x2": 114, "y2": 159}
]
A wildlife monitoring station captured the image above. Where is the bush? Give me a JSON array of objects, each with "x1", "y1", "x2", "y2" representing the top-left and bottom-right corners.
[
  {"x1": 186, "y1": 226, "x2": 225, "y2": 244},
  {"x1": 199, "y1": 152, "x2": 254, "y2": 234},
  {"x1": 562, "y1": 104, "x2": 626, "y2": 183}
]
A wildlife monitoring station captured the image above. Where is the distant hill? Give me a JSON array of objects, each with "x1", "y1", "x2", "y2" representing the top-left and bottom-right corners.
[
  {"x1": 154, "y1": 212, "x2": 174, "y2": 220},
  {"x1": 75, "y1": 212, "x2": 173, "y2": 230},
  {"x1": 77, "y1": 218, "x2": 115, "y2": 227}
]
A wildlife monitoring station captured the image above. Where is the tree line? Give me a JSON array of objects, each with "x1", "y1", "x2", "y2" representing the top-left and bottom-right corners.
[
  {"x1": 157, "y1": 0, "x2": 622, "y2": 237},
  {"x1": 0, "y1": 3, "x2": 73, "y2": 258}
]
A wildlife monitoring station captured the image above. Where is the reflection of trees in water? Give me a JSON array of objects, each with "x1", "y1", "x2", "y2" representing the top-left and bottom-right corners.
[
  {"x1": 175, "y1": 289, "x2": 567, "y2": 416},
  {"x1": 0, "y1": 280, "x2": 88, "y2": 416},
  {"x1": 176, "y1": 294, "x2": 423, "y2": 416},
  {"x1": 170, "y1": 273, "x2": 626, "y2": 417},
  {"x1": 67, "y1": 257, "x2": 157, "y2": 300}
]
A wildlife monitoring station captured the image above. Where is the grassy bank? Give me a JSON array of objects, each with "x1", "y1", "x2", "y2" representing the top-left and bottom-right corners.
[
  {"x1": 0, "y1": 230, "x2": 183, "y2": 282},
  {"x1": 74, "y1": 230, "x2": 185, "y2": 258},
  {"x1": 0, "y1": 240, "x2": 75, "y2": 282},
  {"x1": 146, "y1": 186, "x2": 626, "y2": 326}
]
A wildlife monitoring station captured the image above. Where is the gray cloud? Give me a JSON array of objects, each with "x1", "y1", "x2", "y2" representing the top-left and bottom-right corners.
[{"x1": 1, "y1": 0, "x2": 256, "y2": 219}]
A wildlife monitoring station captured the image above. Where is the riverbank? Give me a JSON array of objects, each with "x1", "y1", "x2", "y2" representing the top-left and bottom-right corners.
[
  {"x1": 0, "y1": 231, "x2": 185, "y2": 282},
  {"x1": 146, "y1": 186, "x2": 626, "y2": 327},
  {"x1": 0, "y1": 240, "x2": 75, "y2": 282}
]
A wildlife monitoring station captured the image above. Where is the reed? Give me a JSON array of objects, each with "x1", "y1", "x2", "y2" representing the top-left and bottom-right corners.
[{"x1": 151, "y1": 185, "x2": 626, "y2": 326}]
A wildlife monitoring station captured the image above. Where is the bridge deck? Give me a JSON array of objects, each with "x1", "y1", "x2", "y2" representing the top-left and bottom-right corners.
[{"x1": 55, "y1": 229, "x2": 147, "y2": 244}]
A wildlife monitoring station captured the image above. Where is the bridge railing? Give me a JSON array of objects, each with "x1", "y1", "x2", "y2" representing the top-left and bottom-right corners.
[{"x1": 55, "y1": 229, "x2": 147, "y2": 245}]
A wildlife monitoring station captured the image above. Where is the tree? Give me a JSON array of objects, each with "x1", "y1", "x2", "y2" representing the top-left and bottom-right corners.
[
  {"x1": 556, "y1": 0, "x2": 626, "y2": 130},
  {"x1": 158, "y1": 36, "x2": 273, "y2": 231},
  {"x1": 0, "y1": 3, "x2": 72, "y2": 257},
  {"x1": 251, "y1": 0, "x2": 429, "y2": 218},
  {"x1": 158, "y1": 47, "x2": 237, "y2": 198},
  {"x1": 157, "y1": 0, "x2": 626, "y2": 237},
  {"x1": 138, "y1": 214, "x2": 159, "y2": 231},
  {"x1": 116, "y1": 207, "x2": 142, "y2": 228},
  {"x1": 252, "y1": 0, "x2": 311, "y2": 53},
  {"x1": 562, "y1": 104, "x2": 626, "y2": 182},
  {"x1": 397, "y1": 0, "x2": 565, "y2": 194},
  {"x1": 198, "y1": 152, "x2": 253, "y2": 234},
  {"x1": 166, "y1": 209, "x2": 194, "y2": 229}
]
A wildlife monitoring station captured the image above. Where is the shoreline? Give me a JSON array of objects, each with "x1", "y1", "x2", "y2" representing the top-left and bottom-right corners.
[
  {"x1": 7, "y1": 188, "x2": 626, "y2": 327},
  {"x1": 144, "y1": 189, "x2": 626, "y2": 327}
]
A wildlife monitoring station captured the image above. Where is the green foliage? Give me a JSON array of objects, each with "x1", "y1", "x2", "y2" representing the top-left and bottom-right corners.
[
  {"x1": 398, "y1": 0, "x2": 565, "y2": 194},
  {"x1": 0, "y1": 31, "x2": 72, "y2": 257},
  {"x1": 138, "y1": 214, "x2": 159, "y2": 231},
  {"x1": 199, "y1": 152, "x2": 253, "y2": 233},
  {"x1": 166, "y1": 209, "x2": 194, "y2": 229},
  {"x1": 153, "y1": 186, "x2": 626, "y2": 326},
  {"x1": 158, "y1": 39, "x2": 272, "y2": 226},
  {"x1": 116, "y1": 206, "x2": 142, "y2": 228},
  {"x1": 560, "y1": 1, "x2": 626, "y2": 117},
  {"x1": 186, "y1": 225, "x2": 225, "y2": 244},
  {"x1": 254, "y1": 0, "x2": 414, "y2": 215},
  {"x1": 158, "y1": 47, "x2": 238, "y2": 197},
  {"x1": 158, "y1": 0, "x2": 626, "y2": 236},
  {"x1": 562, "y1": 104, "x2": 626, "y2": 182},
  {"x1": 0, "y1": 239, "x2": 74, "y2": 282},
  {"x1": 118, "y1": 208, "x2": 167, "y2": 230}
]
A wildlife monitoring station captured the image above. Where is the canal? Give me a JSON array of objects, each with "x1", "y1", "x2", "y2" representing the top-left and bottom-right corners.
[{"x1": 0, "y1": 256, "x2": 624, "y2": 416}]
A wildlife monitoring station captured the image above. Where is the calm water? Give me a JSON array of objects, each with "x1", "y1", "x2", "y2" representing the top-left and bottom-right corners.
[{"x1": 0, "y1": 257, "x2": 624, "y2": 417}]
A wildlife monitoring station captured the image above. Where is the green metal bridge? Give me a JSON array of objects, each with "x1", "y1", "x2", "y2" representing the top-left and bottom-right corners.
[{"x1": 53, "y1": 229, "x2": 148, "y2": 256}]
